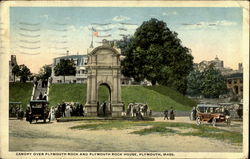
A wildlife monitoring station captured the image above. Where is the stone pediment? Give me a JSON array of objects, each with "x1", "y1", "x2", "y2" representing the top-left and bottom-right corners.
[{"x1": 88, "y1": 45, "x2": 121, "y2": 56}]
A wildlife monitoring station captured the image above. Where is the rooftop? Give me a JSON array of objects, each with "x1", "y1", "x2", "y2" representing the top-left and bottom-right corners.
[{"x1": 54, "y1": 54, "x2": 87, "y2": 60}]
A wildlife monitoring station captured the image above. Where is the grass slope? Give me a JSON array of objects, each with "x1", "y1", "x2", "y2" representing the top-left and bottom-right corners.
[
  {"x1": 49, "y1": 84, "x2": 86, "y2": 106},
  {"x1": 122, "y1": 86, "x2": 193, "y2": 111},
  {"x1": 49, "y1": 84, "x2": 195, "y2": 111},
  {"x1": 9, "y1": 82, "x2": 33, "y2": 109},
  {"x1": 144, "y1": 86, "x2": 197, "y2": 109}
]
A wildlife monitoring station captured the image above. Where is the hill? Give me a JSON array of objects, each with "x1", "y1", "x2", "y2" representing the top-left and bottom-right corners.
[
  {"x1": 49, "y1": 84, "x2": 196, "y2": 111},
  {"x1": 9, "y1": 82, "x2": 33, "y2": 109}
]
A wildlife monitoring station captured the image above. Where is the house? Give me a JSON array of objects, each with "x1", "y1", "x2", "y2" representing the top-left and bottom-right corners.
[{"x1": 51, "y1": 54, "x2": 88, "y2": 83}]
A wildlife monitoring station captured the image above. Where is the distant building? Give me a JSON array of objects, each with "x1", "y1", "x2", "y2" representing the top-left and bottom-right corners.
[
  {"x1": 51, "y1": 54, "x2": 88, "y2": 83},
  {"x1": 226, "y1": 73, "x2": 243, "y2": 99},
  {"x1": 9, "y1": 55, "x2": 19, "y2": 82},
  {"x1": 194, "y1": 56, "x2": 243, "y2": 75}
]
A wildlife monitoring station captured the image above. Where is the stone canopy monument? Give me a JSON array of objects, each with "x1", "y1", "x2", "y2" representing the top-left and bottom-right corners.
[{"x1": 85, "y1": 39, "x2": 124, "y2": 117}]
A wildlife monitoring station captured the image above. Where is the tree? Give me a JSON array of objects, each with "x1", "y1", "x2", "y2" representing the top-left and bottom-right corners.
[
  {"x1": 54, "y1": 59, "x2": 76, "y2": 83},
  {"x1": 186, "y1": 70, "x2": 203, "y2": 96},
  {"x1": 116, "y1": 35, "x2": 133, "y2": 55},
  {"x1": 12, "y1": 64, "x2": 20, "y2": 82},
  {"x1": 121, "y1": 18, "x2": 194, "y2": 94},
  {"x1": 187, "y1": 64, "x2": 228, "y2": 98},
  {"x1": 18, "y1": 64, "x2": 32, "y2": 83},
  {"x1": 201, "y1": 64, "x2": 228, "y2": 98},
  {"x1": 39, "y1": 64, "x2": 52, "y2": 80}
]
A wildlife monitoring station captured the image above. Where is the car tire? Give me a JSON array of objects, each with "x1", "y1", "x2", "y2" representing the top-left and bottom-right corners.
[
  {"x1": 212, "y1": 118, "x2": 216, "y2": 127},
  {"x1": 196, "y1": 117, "x2": 201, "y2": 125}
]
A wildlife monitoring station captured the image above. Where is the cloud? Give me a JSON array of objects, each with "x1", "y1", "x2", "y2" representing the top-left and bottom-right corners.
[
  {"x1": 180, "y1": 20, "x2": 237, "y2": 30},
  {"x1": 216, "y1": 20, "x2": 237, "y2": 26},
  {"x1": 162, "y1": 11, "x2": 177, "y2": 16},
  {"x1": 112, "y1": 16, "x2": 131, "y2": 22}
]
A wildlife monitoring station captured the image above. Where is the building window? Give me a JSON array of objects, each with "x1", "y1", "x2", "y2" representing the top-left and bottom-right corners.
[
  {"x1": 228, "y1": 80, "x2": 232, "y2": 84},
  {"x1": 240, "y1": 87, "x2": 243, "y2": 92},
  {"x1": 233, "y1": 80, "x2": 237, "y2": 84},
  {"x1": 73, "y1": 80, "x2": 76, "y2": 83}
]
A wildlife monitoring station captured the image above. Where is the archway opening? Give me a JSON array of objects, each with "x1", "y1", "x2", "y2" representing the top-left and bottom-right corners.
[{"x1": 97, "y1": 83, "x2": 111, "y2": 117}]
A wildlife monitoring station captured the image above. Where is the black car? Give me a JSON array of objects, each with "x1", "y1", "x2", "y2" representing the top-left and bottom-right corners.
[{"x1": 27, "y1": 100, "x2": 50, "y2": 124}]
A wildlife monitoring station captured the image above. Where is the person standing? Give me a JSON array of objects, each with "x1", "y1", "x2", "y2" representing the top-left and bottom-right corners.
[
  {"x1": 43, "y1": 91, "x2": 47, "y2": 100},
  {"x1": 61, "y1": 102, "x2": 66, "y2": 117},
  {"x1": 39, "y1": 92, "x2": 43, "y2": 100},
  {"x1": 164, "y1": 109, "x2": 169, "y2": 120},
  {"x1": 103, "y1": 102, "x2": 106, "y2": 116},
  {"x1": 170, "y1": 107, "x2": 175, "y2": 120}
]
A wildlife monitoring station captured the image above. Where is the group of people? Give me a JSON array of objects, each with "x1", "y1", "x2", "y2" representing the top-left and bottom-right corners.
[
  {"x1": 9, "y1": 105, "x2": 24, "y2": 119},
  {"x1": 33, "y1": 77, "x2": 49, "y2": 88},
  {"x1": 37, "y1": 91, "x2": 47, "y2": 100},
  {"x1": 163, "y1": 107, "x2": 175, "y2": 120},
  {"x1": 126, "y1": 103, "x2": 151, "y2": 119},
  {"x1": 52, "y1": 102, "x2": 85, "y2": 119}
]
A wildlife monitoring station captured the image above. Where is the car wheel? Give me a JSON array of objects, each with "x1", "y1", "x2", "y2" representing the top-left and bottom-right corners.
[
  {"x1": 212, "y1": 118, "x2": 216, "y2": 127},
  {"x1": 29, "y1": 119, "x2": 32, "y2": 124},
  {"x1": 196, "y1": 117, "x2": 201, "y2": 125}
]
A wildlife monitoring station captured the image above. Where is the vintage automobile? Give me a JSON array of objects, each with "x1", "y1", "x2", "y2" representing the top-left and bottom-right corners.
[
  {"x1": 196, "y1": 104, "x2": 231, "y2": 126},
  {"x1": 27, "y1": 100, "x2": 50, "y2": 124}
]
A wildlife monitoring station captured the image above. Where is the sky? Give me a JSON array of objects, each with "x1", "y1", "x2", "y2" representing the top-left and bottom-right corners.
[{"x1": 10, "y1": 7, "x2": 243, "y2": 73}]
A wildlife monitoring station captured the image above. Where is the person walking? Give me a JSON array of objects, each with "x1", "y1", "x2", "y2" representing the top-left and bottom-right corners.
[{"x1": 164, "y1": 109, "x2": 169, "y2": 120}]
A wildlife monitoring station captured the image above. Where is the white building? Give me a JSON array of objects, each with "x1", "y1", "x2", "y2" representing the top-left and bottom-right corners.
[{"x1": 51, "y1": 54, "x2": 88, "y2": 83}]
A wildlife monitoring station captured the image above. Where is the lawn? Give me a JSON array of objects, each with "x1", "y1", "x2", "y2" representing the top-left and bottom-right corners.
[
  {"x1": 9, "y1": 82, "x2": 33, "y2": 109},
  {"x1": 70, "y1": 120, "x2": 242, "y2": 144},
  {"x1": 49, "y1": 84, "x2": 195, "y2": 111},
  {"x1": 10, "y1": 83, "x2": 196, "y2": 111}
]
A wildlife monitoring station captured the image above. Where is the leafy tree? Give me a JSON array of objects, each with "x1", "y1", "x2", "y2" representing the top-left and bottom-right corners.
[
  {"x1": 121, "y1": 18, "x2": 193, "y2": 94},
  {"x1": 187, "y1": 64, "x2": 228, "y2": 98},
  {"x1": 116, "y1": 35, "x2": 133, "y2": 55},
  {"x1": 186, "y1": 70, "x2": 204, "y2": 96},
  {"x1": 201, "y1": 64, "x2": 228, "y2": 98},
  {"x1": 54, "y1": 59, "x2": 76, "y2": 83},
  {"x1": 18, "y1": 64, "x2": 32, "y2": 83},
  {"x1": 39, "y1": 64, "x2": 52, "y2": 80},
  {"x1": 12, "y1": 64, "x2": 20, "y2": 82}
]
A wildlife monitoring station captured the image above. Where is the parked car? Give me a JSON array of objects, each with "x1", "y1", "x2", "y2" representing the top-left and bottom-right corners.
[
  {"x1": 27, "y1": 100, "x2": 50, "y2": 124},
  {"x1": 196, "y1": 104, "x2": 231, "y2": 127}
]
